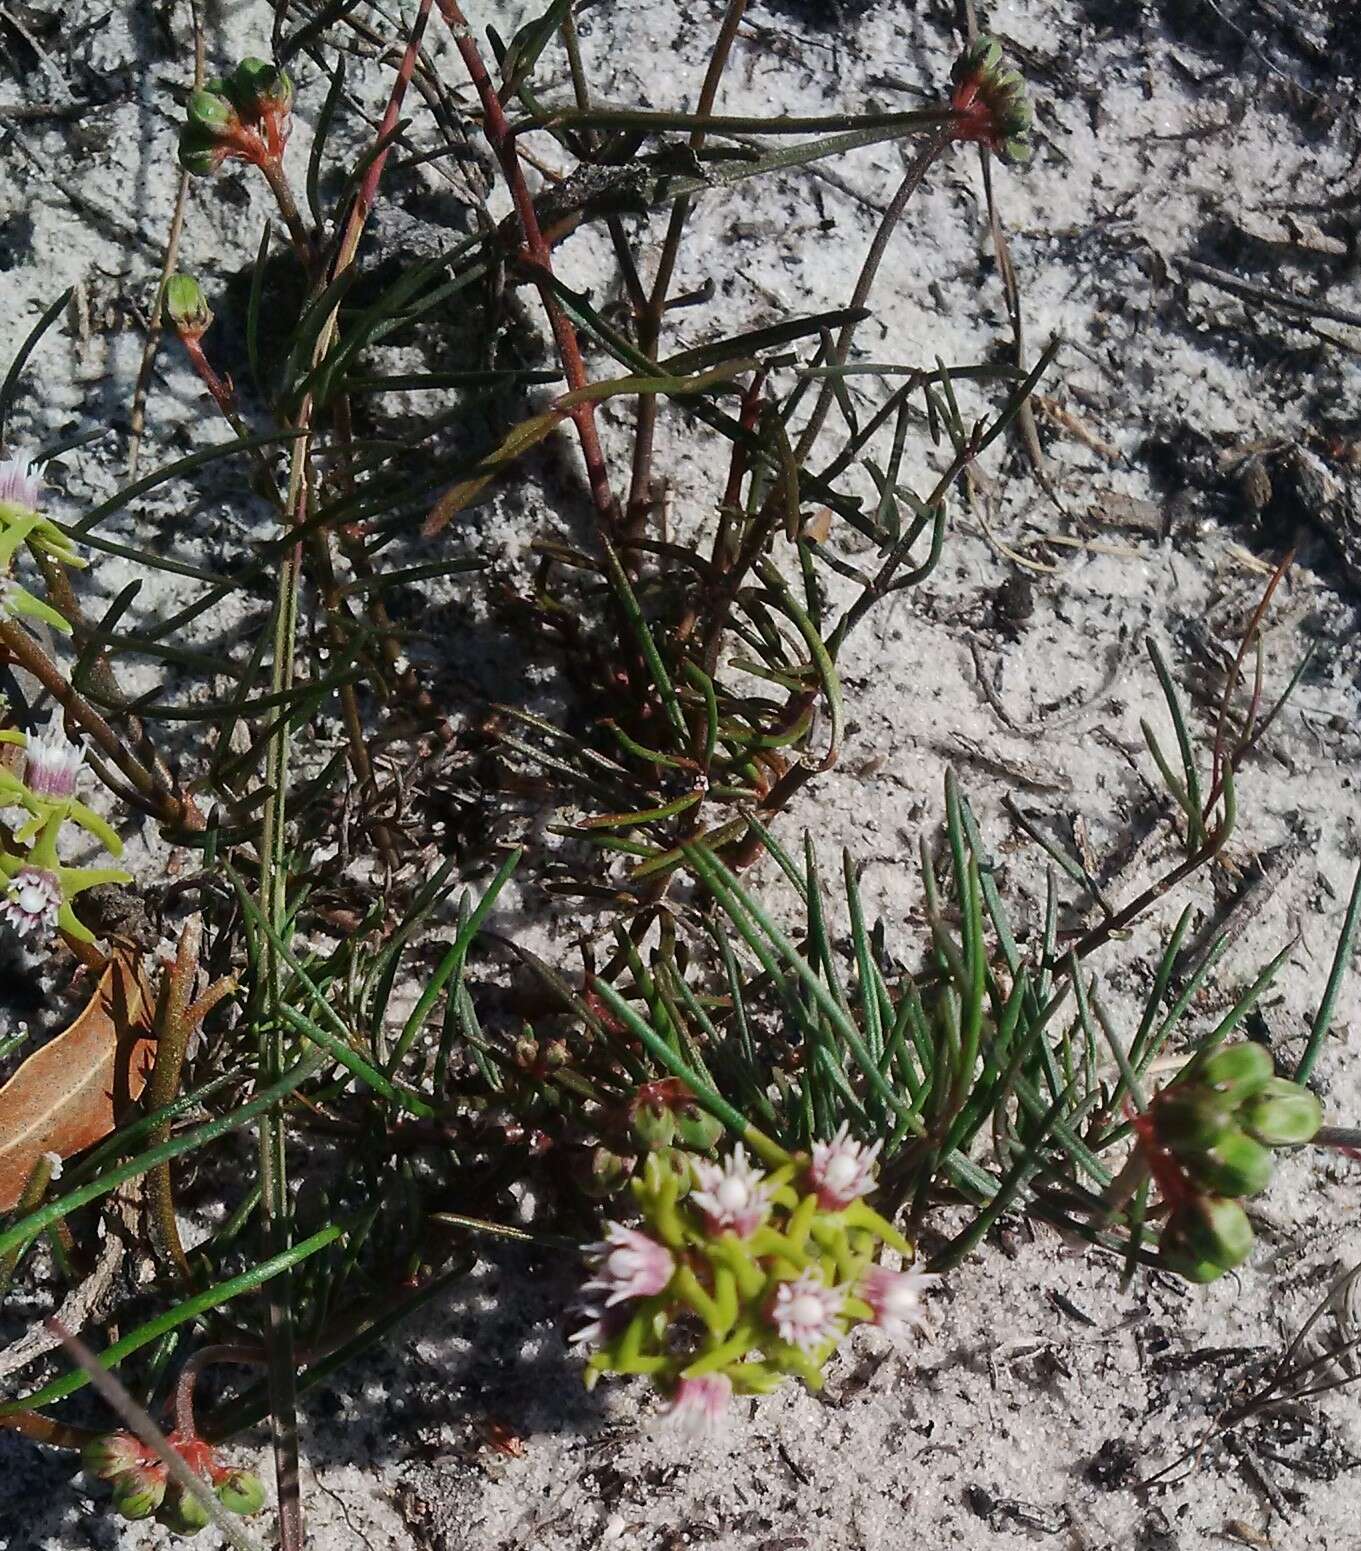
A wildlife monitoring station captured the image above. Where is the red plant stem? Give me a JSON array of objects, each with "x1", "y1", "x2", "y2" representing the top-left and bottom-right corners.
[
  {"x1": 433, "y1": 0, "x2": 621, "y2": 539},
  {"x1": 174, "y1": 1345, "x2": 265, "y2": 1440},
  {"x1": 181, "y1": 334, "x2": 236, "y2": 420},
  {"x1": 347, "y1": 0, "x2": 432, "y2": 240}
]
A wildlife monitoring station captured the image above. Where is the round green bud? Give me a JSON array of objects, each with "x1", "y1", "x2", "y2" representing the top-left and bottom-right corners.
[
  {"x1": 631, "y1": 1103, "x2": 677, "y2": 1151},
  {"x1": 1155, "y1": 1084, "x2": 1236, "y2": 1155},
  {"x1": 1241, "y1": 1077, "x2": 1324, "y2": 1147},
  {"x1": 165, "y1": 274, "x2": 213, "y2": 335},
  {"x1": 112, "y1": 1470, "x2": 167, "y2": 1521},
  {"x1": 954, "y1": 35, "x2": 1004, "y2": 82},
  {"x1": 1196, "y1": 1042, "x2": 1274, "y2": 1100},
  {"x1": 186, "y1": 88, "x2": 234, "y2": 135},
  {"x1": 1161, "y1": 1195, "x2": 1254, "y2": 1280},
  {"x1": 674, "y1": 1108, "x2": 725, "y2": 1153},
  {"x1": 1184, "y1": 1131, "x2": 1274, "y2": 1198},
  {"x1": 158, "y1": 1485, "x2": 212, "y2": 1535},
  {"x1": 230, "y1": 57, "x2": 293, "y2": 117},
  {"x1": 215, "y1": 1469, "x2": 266, "y2": 1517}
]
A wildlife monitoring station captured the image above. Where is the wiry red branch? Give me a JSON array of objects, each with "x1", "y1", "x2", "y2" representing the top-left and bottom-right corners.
[{"x1": 433, "y1": 0, "x2": 621, "y2": 538}]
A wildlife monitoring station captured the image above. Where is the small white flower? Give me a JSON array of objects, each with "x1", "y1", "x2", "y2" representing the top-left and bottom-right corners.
[
  {"x1": 664, "y1": 1373, "x2": 731, "y2": 1437},
  {"x1": 1, "y1": 866, "x2": 61, "y2": 939},
  {"x1": 859, "y1": 1263, "x2": 937, "y2": 1342},
  {"x1": 769, "y1": 1269, "x2": 844, "y2": 1352},
  {"x1": 807, "y1": 1122, "x2": 881, "y2": 1210},
  {"x1": 22, "y1": 721, "x2": 84, "y2": 801},
  {"x1": 0, "y1": 450, "x2": 43, "y2": 513},
  {"x1": 581, "y1": 1222, "x2": 674, "y2": 1307},
  {"x1": 690, "y1": 1145, "x2": 773, "y2": 1238},
  {"x1": 41, "y1": 1151, "x2": 63, "y2": 1180}
]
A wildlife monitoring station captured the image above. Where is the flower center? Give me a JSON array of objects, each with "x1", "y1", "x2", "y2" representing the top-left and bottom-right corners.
[
  {"x1": 789, "y1": 1293, "x2": 823, "y2": 1327},
  {"x1": 716, "y1": 1177, "x2": 749, "y2": 1211}
]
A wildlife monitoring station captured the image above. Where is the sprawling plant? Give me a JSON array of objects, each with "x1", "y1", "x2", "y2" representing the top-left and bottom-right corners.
[{"x1": 0, "y1": 4, "x2": 1354, "y2": 1542}]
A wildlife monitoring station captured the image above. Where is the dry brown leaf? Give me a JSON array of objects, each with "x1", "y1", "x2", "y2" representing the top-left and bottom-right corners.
[{"x1": 0, "y1": 953, "x2": 156, "y2": 1211}]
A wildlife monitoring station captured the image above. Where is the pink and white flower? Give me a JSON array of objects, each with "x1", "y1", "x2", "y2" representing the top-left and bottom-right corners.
[
  {"x1": 1, "y1": 865, "x2": 62, "y2": 939},
  {"x1": 0, "y1": 450, "x2": 43, "y2": 513},
  {"x1": 859, "y1": 1263, "x2": 937, "y2": 1342},
  {"x1": 807, "y1": 1122, "x2": 881, "y2": 1210},
  {"x1": 22, "y1": 721, "x2": 84, "y2": 800},
  {"x1": 769, "y1": 1269, "x2": 843, "y2": 1352},
  {"x1": 582, "y1": 1222, "x2": 674, "y2": 1308},
  {"x1": 665, "y1": 1373, "x2": 732, "y2": 1437},
  {"x1": 690, "y1": 1145, "x2": 772, "y2": 1238}
]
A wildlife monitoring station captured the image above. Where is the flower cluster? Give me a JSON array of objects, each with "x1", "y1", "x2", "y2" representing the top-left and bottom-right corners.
[
  {"x1": 1140, "y1": 1043, "x2": 1323, "y2": 1282},
  {"x1": 949, "y1": 36, "x2": 1034, "y2": 163},
  {"x1": 83, "y1": 1429, "x2": 264, "y2": 1535},
  {"x1": 0, "y1": 450, "x2": 79, "y2": 631},
  {"x1": 573, "y1": 1125, "x2": 936, "y2": 1432},
  {"x1": 179, "y1": 57, "x2": 295, "y2": 176},
  {"x1": 0, "y1": 718, "x2": 129, "y2": 944}
]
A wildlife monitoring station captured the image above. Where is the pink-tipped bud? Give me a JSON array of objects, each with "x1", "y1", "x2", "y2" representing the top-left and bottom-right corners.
[
  {"x1": 581, "y1": 1223, "x2": 675, "y2": 1307},
  {"x1": 22, "y1": 721, "x2": 84, "y2": 800},
  {"x1": 769, "y1": 1269, "x2": 844, "y2": 1352},
  {"x1": 665, "y1": 1373, "x2": 732, "y2": 1437},
  {"x1": 82, "y1": 1431, "x2": 149, "y2": 1481},
  {"x1": 690, "y1": 1144, "x2": 773, "y2": 1238},
  {"x1": 0, "y1": 450, "x2": 43, "y2": 513},
  {"x1": 807, "y1": 1122, "x2": 881, "y2": 1210},
  {"x1": 2, "y1": 866, "x2": 62, "y2": 940}
]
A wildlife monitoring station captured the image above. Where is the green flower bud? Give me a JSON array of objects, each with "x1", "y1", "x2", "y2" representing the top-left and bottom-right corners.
[
  {"x1": 631, "y1": 1102, "x2": 677, "y2": 1151},
  {"x1": 215, "y1": 1469, "x2": 266, "y2": 1517},
  {"x1": 674, "y1": 1107, "x2": 725, "y2": 1153},
  {"x1": 165, "y1": 274, "x2": 213, "y2": 337},
  {"x1": 1184, "y1": 1130, "x2": 1274, "y2": 1198},
  {"x1": 1241, "y1": 1077, "x2": 1324, "y2": 1147},
  {"x1": 952, "y1": 34, "x2": 1004, "y2": 85},
  {"x1": 229, "y1": 57, "x2": 293, "y2": 118},
  {"x1": 158, "y1": 1484, "x2": 212, "y2": 1535},
  {"x1": 111, "y1": 1468, "x2": 167, "y2": 1521},
  {"x1": 178, "y1": 124, "x2": 224, "y2": 177},
  {"x1": 1196, "y1": 1042, "x2": 1274, "y2": 1101},
  {"x1": 1155, "y1": 1084, "x2": 1236, "y2": 1155},
  {"x1": 1161, "y1": 1195, "x2": 1253, "y2": 1282},
  {"x1": 186, "y1": 88, "x2": 234, "y2": 135}
]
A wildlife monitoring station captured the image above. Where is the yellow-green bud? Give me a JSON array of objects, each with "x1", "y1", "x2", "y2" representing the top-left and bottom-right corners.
[
  {"x1": 1241, "y1": 1077, "x2": 1323, "y2": 1147},
  {"x1": 158, "y1": 1485, "x2": 212, "y2": 1535},
  {"x1": 674, "y1": 1107, "x2": 725, "y2": 1153},
  {"x1": 111, "y1": 1470, "x2": 167, "y2": 1520},
  {"x1": 215, "y1": 1469, "x2": 266, "y2": 1517},
  {"x1": 631, "y1": 1103, "x2": 677, "y2": 1151},
  {"x1": 165, "y1": 274, "x2": 213, "y2": 337}
]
